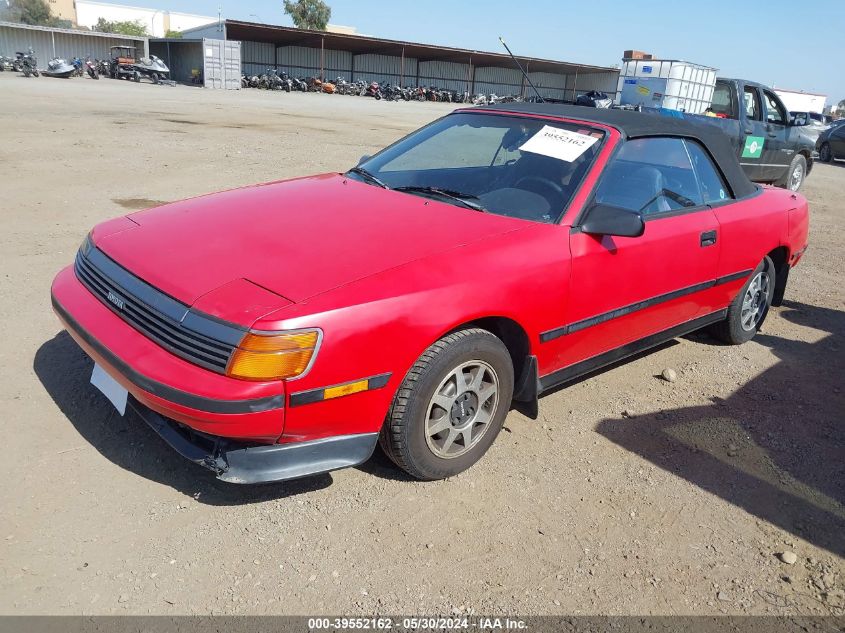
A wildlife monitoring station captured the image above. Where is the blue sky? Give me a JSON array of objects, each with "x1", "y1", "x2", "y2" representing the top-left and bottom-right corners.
[{"x1": 111, "y1": 0, "x2": 844, "y2": 103}]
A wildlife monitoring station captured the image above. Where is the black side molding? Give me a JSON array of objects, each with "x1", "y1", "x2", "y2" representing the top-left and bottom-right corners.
[
  {"x1": 539, "y1": 310, "x2": 727, "y2": 392},
  {"x1": 52, "y1": 295, "x2": 284, "y2": 414},
  {"x1": 540, "y1": 271, "x2": 751, "y2": 343}
]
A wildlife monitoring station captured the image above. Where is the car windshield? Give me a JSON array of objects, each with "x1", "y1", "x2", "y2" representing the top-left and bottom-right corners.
[{"x1": 350, "y1": 112, "x2": 605, "y2": 223}]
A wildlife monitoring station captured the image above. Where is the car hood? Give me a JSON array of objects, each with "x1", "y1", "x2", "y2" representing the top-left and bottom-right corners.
[{"x1": 95, "y1": 174, "x2": 527, "y2": 318}]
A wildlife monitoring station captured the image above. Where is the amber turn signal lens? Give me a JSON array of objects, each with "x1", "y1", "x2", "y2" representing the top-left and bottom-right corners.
[{"x1": 226, "y1": 330, "x2": 320, "y2": 381}]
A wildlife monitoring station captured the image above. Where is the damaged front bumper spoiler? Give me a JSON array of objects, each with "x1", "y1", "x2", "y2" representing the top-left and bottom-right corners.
[{"x1": 128, "y1": 399, "x2": 378, "y2": 484}]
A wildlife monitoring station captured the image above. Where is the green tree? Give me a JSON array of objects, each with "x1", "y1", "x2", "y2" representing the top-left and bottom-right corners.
[
  {"x1": 6, "y1": 0, "x2": 52, "y2": 25},
  {"x1": 93, "y1": 18, "x2": 149, "y2": 36},
  {"x1": 283, "y1": 0, "x2": 331, "y2": 30},
  {"x1": 164, "y1": 30, "x2": 183, "y2": 38}
]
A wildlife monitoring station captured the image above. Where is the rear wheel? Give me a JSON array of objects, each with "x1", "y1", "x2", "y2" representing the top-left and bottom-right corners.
[
  {"x1": 380, "y1": 328, "x2": 514, "y2": 480},
  {"x1": 819, "y1": 143, "x2": 832, "y2": 163},
  {"x1": 709, "y1": 256, "x2": 775, "y2": 345}
]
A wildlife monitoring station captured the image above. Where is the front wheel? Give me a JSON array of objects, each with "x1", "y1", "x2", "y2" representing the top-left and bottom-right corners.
[
  {"x1": 380, "y1": 328, "x2": 514, "y2": 480},
  {"x1": 709, "y1": 256, "x2": 775, "y2": 345},
  {"x1": 819, "y1": 143, "x2": 832, "y2": 163},
  {"x1": 780, "y1": 154, "x2": 807, "y2": 191}
]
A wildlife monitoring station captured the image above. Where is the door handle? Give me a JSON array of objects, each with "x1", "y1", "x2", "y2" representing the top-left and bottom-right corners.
[
  {"x1": 743, "y1": 129, "x2": 754, "y2": 135},
  {"x1": 700, "y1": 230, "x2": 717, "y2": 247}
]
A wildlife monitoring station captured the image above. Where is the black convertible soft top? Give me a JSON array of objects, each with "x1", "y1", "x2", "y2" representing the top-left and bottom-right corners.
[{"x1": 476, "y1": 103, "x2": 758, "y2": 199}]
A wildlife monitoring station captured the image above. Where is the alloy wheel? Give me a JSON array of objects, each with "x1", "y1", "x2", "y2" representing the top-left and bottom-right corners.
[
  {"x1": 789, "y1": 163, "x2": 804, "y2": 191},
  {"x1": 424, "y1": 360, "x2": 499, "y2": 459},
  {"x1": 740, "y1": 271, "x2": 770, "y2": 331}
]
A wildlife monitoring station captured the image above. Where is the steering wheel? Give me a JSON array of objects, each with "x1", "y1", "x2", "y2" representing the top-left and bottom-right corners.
[{"x1": 514, "y1": 175, "x2": 564, "y2": 199}]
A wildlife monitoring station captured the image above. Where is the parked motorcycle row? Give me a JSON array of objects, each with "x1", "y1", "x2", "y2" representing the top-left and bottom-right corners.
[
  {"x1": 239, "y1": 69, "x2": 527, "y2": 105},
  {"x1": 1, "y1": 47, "x2": 169, "y2": 83},
  {"x1": 0, "y1": 48, "x2": 103, "y2": 79}
]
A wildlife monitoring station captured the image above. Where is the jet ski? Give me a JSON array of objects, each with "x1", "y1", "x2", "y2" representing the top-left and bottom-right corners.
[{"x1": 43, "y1": 58, "x2": 76, "y2": 78}]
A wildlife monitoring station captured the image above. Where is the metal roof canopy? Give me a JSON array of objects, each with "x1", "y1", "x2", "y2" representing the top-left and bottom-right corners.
[
  {"x1": 0, "y1": 19, "x2": 147, "y2": 42},
  {"x1": 219, "y1": 20, "x2": 615, "y2": 75}
]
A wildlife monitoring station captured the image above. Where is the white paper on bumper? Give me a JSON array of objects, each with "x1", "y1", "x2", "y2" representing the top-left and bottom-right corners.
[{"x1": 519, "y1": 126, "x2": 599, "y2": 162}]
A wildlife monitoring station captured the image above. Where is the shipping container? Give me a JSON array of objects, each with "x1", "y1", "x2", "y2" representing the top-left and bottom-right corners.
[{"x1": 203, "y1": 38, "x2": 241, "y2": 90}]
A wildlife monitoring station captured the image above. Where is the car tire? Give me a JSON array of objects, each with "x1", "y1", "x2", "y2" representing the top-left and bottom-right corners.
[
  {"x1": 779, "y1": 154, "x2": 807, "y2": 191},
  {"x1": 380, "y1": 328, "x2": 514, "y2": 480},
  {"x1": 819, "y1": 143, "x2": 832, "y2": 163},
  {"x1": 709, "y1": 256, "x2": 775, "y2": 345}
]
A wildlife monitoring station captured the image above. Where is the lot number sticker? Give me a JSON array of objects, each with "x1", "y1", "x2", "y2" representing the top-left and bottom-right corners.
[
  {"x1": 742, "y1": 135, "x2": 765, "y2": 159},
  {"x1": 519, "y1": 126, "x2": 598, "y2": 162}
]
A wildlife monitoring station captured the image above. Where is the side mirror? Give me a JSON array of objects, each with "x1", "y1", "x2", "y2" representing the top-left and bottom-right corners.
[
  {"x1": 581, "y1": 203, "x2": 645, "y2": 238},
  {"x1": 790, "y1": 113, "x2": 808, "y2": 127},
  {"x1": 357, "y1": 154, "x2": 371, "y2": 166}
]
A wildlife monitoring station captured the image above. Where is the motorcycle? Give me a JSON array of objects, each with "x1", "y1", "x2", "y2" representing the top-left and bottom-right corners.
[
  {"x1": 278, "y1": 71, "x2": 293, "y2": 92},
  {"x1": 333, "y1": 76, "x2": 352, "y2": 95},
  {"x1": 43, "y1": 57, "x2": 76, "y2": 78},
  {"x1": 364, "y1": 81, "x2": 382, "y2": 100},
  {"x1": 0, "y1": 55, "x2": 13, "y2": 71},
  {"x1": 71, "y1": 57, "x2": 84, "y2": 77},
  {"x1": 575, "y1": 90, "x2": 613, "y2": 108},
  {"x1": 291, "y1": 77, "x2": 308, "y2": 91},
  {"x1": 17, "y1": 49, "x2": 39, "y2": 77},
  {"x1": 84, "y1": 56, "x2": 99, "y2": 79}
]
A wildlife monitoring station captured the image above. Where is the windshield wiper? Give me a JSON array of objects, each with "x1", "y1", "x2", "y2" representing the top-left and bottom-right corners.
[
  {"x1": 346, "y1": 166, "x2": 389, "y2": 189},
  {"x1": 393, "y1": 186, "x2": 487, "y2": 212}
]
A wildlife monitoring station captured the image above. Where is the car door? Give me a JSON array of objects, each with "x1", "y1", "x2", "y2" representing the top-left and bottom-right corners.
[
  {"x1": 760, "y1": 89, "x2": 792, "y2": 181},
  {"x1": 738, "y1": 85, "x2": 769, "y2": 181},
  {"x1": 545, "y1": 137, "x2": 721, "y2": 373},
  {"x1": 830, "y1": 124, "x2": 845, "y2": 159}
]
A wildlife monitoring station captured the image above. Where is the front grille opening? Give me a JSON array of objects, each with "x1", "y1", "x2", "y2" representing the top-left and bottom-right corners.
[{"x1": 74, "y1": 250, "x2": 238, "y2": 374}]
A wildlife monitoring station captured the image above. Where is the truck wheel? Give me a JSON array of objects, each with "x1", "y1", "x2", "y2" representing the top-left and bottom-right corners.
[
  {"x1": 819, "y1": 143, "x2": 832, "y2": 163},
  {"x1": 380, "y1": 328, "x2": 514, "y2": 480},
  {"x1": 133, "y1": 71, "x2": 141, "y2": 83},
  {"x1": 779, "y1": 154, "x2": 807, "y2": 191},
  {"x1": 709, "y1": 256, "x2": 775, "y2": 345}
]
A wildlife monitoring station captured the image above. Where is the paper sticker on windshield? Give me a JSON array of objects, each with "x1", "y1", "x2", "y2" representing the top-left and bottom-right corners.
[{"x1": 519, "y1": 126, "x2": 599, "y2": 162}]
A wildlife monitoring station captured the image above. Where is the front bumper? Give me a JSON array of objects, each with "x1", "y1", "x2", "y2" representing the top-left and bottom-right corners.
[{"x1": 129, "y1": 398, "x2": 377, "y2": 484}]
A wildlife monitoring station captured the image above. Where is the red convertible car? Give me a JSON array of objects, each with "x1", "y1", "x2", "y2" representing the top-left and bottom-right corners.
[{"x1": 51, "y1": 104, "x2": 809, "y2": 484}]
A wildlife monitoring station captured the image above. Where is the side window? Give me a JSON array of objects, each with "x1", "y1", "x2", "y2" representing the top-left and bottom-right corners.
[
  {"x1": 684, "y1": 140, "x2": 732, "y2": 204},
  {"x1": 763, "y1": 90, "x2": 786, "y2": 125},
  {"x1": 711, "y1": 83, "x2": 735, "y2": 118},
  {"x1": 594, "y1": 137, "x2": 703, "y2": 215},
  {"x1": 743, "y1": 87, "x2": 762, "y2": 121}
]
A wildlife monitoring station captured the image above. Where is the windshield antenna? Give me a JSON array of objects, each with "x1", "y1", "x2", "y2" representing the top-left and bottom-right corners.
[{"x1": 499, "y1": 36, "x2": 544, "y2": 103}]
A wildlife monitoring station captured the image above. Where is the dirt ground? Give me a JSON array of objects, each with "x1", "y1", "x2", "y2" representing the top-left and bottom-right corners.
[{"x1": 0, "y1": 74, "x2": 842, "y2": 617}]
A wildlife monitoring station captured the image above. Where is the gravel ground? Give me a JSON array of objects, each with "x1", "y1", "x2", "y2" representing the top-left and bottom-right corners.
[{"x1": 0, "y1": 74, "x2": 842, "y2": 617}]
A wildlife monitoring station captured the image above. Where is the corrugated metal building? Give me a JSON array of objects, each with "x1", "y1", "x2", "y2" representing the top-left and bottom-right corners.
[
  {"x1": 0, "y1": 21, "x2": 147, "y2": 63},
  {"x1": 182, "y1": 20, "x2": 619, "y2": 101}
]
